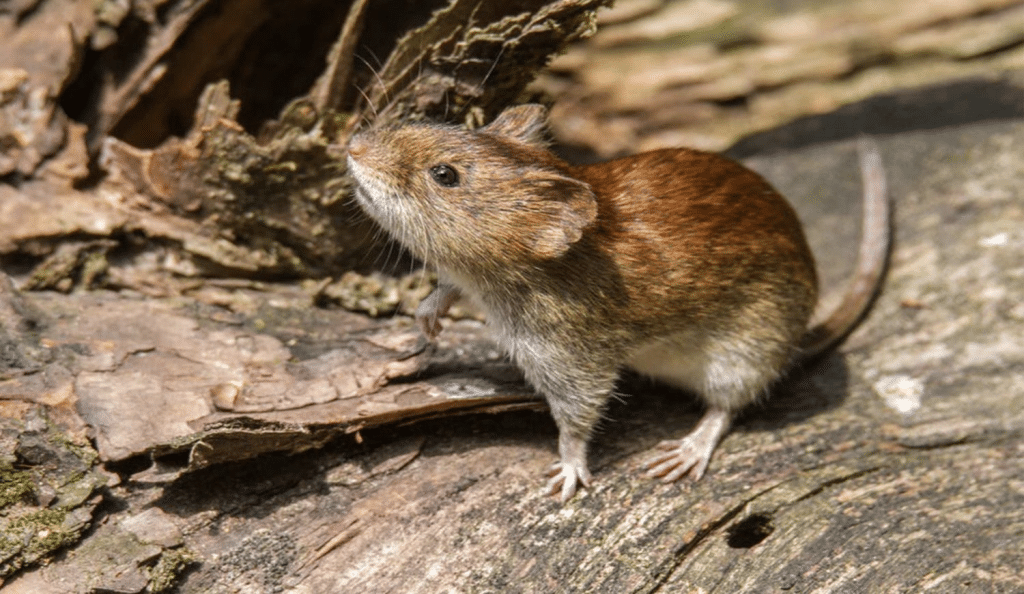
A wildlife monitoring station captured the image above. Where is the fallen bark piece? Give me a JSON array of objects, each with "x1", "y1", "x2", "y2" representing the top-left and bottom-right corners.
[{"x1": 6, "y1": 287, "x2": 539, "y2": 474}]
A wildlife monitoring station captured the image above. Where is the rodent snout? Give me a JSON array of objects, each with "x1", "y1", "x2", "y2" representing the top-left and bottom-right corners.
[{"x1": 347, "y1": 136, "x2": 367, "y2": 158}]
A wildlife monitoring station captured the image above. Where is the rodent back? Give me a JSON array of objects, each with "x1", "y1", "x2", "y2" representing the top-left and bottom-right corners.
[{"x1": 568, "y1": 148, "x2": 818, "y2": 325}]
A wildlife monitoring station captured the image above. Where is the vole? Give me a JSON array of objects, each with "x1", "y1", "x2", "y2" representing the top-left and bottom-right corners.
[{"x1": 346, "y1": 104, "x2": 889, "y2": 502}]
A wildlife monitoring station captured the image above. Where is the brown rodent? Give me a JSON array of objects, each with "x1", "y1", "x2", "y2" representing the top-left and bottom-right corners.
[{"x1": 346, "y1": 104, "x2": 890, "y2": 502}]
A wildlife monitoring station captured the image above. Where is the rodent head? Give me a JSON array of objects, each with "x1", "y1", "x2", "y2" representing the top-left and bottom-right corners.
[{"x1": 347, "y1": 104, "x2": 597, "y2": 274}]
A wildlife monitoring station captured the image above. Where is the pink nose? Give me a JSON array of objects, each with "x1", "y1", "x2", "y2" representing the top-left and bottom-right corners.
[{"x1": 348, "y1": 136, "x2": 367, "y2": 158}]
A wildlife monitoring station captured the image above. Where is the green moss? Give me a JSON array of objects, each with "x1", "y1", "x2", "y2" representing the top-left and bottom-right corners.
[
  {"x1": 0, "y1": 463, "x2": 34, "y2": 509},
  {"x1": 0, "y1": 507, "x2": 85, "y2": 577},
  {"x1": 42, "y1": 421, "x2": 98, "y2": 468},
  {"x1": 9, "y1": 508, "x2": 68, "y2": 548},
  {"x1": 147, "y1": 547, "x2": 197, "y2": 593},
  {"x1": 79, "y1": 250, "x2": 110, "y2": 289}
]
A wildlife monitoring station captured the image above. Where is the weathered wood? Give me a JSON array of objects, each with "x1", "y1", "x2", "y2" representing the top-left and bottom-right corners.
[
  {"x1": 3, "y1": 0, "x2": 1024, "y2": 592},
  {"x1": 537, "y1": 0, "x2": 1024, "y2": 154},
  {"x1": 4, "y1": 86, "x2": 1024, "y2": 591}
]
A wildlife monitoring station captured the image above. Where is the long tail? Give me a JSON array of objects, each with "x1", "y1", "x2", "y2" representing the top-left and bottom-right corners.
[{"x1": 799, "y1": 137, "x2": 891, "y2": 361}]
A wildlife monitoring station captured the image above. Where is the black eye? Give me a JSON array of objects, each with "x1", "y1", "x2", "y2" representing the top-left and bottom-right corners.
[{"x1": 429, "y1": 164, "x2": 459, "y2": 187}]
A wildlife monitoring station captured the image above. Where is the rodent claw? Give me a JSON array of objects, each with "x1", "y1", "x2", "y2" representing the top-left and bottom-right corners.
[
  {"x1": 644, "y1": 451, "x2": 677, "y2": 467},
  {"x1": 415, "y1": 312, "x2": 441, "y2": 340},
  {"x1": 642, "y1": 440, "x2": 709, "y2": 482},
  {"x1": 544, "y1": 472, "x2": 574, "y2": 501},
  {"x1": 545, "y1": 462, "x2": 589, "y2": 502},
  {"x1": 418, "y1": 319, "x2": 439, "y2": 340},
  {"x1": 414, "y1": 284, "x2": 460, "y2": 340},
  {"x1": 644, "y1": 459, "x2": 685, "y2": 480},
  {"x1": 664, "y1": 464, "x2": 699, "y2": 483}
]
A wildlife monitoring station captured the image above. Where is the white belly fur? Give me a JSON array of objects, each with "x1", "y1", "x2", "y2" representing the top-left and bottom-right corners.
[{"x1": 627, "y1": 330, "x2": 782, "y2": 411}]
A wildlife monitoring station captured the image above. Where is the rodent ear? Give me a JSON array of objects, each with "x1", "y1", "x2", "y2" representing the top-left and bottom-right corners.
[
  {"x1": 482, "y1": 104, "x2": 549, "y2": 147},
  {"x1": 525, "y1": 173, "x2": 598, "y2": 259}
]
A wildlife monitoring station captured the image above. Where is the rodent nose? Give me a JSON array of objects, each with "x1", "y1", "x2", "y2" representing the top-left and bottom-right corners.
[{"x1": 348, "y1": 136, "x2": 367, "y2": 159}]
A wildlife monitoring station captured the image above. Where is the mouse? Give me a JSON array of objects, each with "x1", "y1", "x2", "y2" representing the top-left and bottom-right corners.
[{"x1": 345, "y1": 103, "x2": 890, "y2": 502}]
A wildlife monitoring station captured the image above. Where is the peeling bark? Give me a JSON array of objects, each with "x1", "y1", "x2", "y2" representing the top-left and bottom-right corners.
[{"x1": 536, "y1": 0, "x2": 1024, "y2": 154}]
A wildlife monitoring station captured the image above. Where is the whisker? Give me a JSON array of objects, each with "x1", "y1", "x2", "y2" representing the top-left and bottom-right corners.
[
  {"x1": 354, "y1": 51, "x2": 390, "y2": 128},
  {"x1": 355, "y1": 85, "x2": 377, "y2": 118},
  {"x1": 478, "y1": 44, "x2": 505, "y2": 95}
]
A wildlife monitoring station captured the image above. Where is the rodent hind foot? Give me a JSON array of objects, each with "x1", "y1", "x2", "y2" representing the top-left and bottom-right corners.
[
  {"x1": 642, "y1": 407, "x2": 731, "y2": 483},
  {"x1": 545, "y1": 461, "x2": 592, "y2": 503},
  {"x1": 643, "y1": 440, "x2": 712, "y2": 482}
]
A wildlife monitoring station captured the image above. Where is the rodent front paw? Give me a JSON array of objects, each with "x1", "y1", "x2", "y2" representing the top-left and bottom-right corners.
[
  {"x1": 545, "y1": 461, "x2": 592, "y2": 503},
  {"x1": 415, "y1": 284, "x2": 460, "y2": 340},
  {"x1": 416, "y1": 311, "x2": 442, "y2": 339}
]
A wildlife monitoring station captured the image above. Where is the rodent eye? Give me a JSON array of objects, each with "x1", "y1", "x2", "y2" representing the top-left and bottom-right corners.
[{"x1": 429, "y1": 164, "x2": 459, "y2": 187}]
